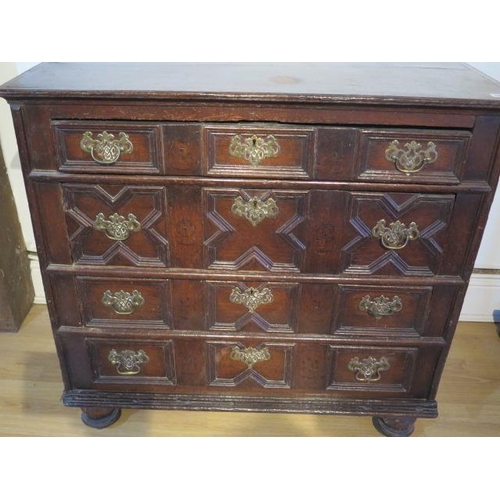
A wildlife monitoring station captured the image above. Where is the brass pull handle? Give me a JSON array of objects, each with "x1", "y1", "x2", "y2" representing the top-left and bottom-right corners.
[
  {"x1": 231, "y1": 195, "x2": 279, "y2": 226},
  {"x1": 372, "y1": 219, "x2": 420, "y2": 250},
  {"x1": 102, "y1": 289, "x2": 145, "y2": 315},
  {"x1": 348, "y1": 356, "x2": 390, "y2": 382},
  {"x1": 385, "y1": 140, "x2": 438, "y2": 175},
  {"x1": 80, "y1": 131, "x2": 134, "y2": 164},
  {"x1": 228, "y1": 134, "x2": 281, "y2": 167},
  {"x1": 359, "y1": 295, "x2": 403, "y2": 319},
  {"x1": 108, "y1": 349, "x2": 149, "y2": 375},
  {"x1": 230, "y1": 346, "x2": 271, "y2": 369},
  {"x1": 229, "y1": 286, "x2": 274, "y2": 312},
  {"x1": 94, "y1": 212, "x2": 142, "y2": 241}
]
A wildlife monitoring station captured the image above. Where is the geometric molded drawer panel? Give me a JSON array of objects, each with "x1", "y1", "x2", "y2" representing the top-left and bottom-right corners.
[
  {"x1": 206, "y1": 340, "x2": 295, "y2": 389},
  {"x1": 86, "y1": 338, "x2": 176, "y2": 386},
  {"x1": 63, "y1": 184, "x2": 170, "y2": 267},
  {"x1": 76, "y1": 277, "x2": 172, "y2": 329},
  {"x1": 203, "y1": 187, "x2": 307, "y2": 273},
  {"x1": 340, "y1": 192, "x2": 455, "y2": 276},
  {"x1": 327, "y1": 346, "x2": 418, "y2": 394},
  {"x1": 332, "y1": 285, "x2": 433, "y2": 337},
  {"x1": 205, "y1": 281, "x2": 299, "y2": 333}
]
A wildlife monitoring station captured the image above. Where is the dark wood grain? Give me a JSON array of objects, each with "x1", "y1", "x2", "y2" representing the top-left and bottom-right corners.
[{"x1": 3, "y1": 62, "x2": 500, "y2": 436}]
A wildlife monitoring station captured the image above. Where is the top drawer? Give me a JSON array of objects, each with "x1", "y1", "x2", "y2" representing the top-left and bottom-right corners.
[
  {"x1": 51, "y1": 121, "x2": 470, "y2": 184},
  {"x1": 54, "y1": 121, "x2": 164, "y2": 175}
]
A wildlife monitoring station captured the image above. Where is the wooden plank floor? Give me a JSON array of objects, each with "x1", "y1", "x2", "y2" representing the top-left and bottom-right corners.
[{"x1": 1, "y1": 304, "x2": 499, "y2": 437}]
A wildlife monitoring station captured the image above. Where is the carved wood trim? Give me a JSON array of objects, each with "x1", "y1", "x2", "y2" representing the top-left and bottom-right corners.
[
  {"x1": 206, "y1": 340, "x2": 296, "y2": 389},
  {"x1": 63, "y1": 184, "x2": 170, "y2": 267},
  {"x1": 203, "y1": 187, "x2": 307, "y2": 272}
]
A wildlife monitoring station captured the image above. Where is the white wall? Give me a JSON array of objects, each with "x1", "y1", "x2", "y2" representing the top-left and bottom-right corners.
[{"x1": 1, "y1": 62, "x2": 500, "y2": 318}]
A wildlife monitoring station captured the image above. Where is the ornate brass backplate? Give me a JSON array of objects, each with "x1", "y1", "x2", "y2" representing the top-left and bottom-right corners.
[
  {"x1": 230, "y1": 346, "x2": 271, "y2": 369},
  {"x1": 231, "y1": 195, "x2": 279, "y2": 226},
  {"x1": 94, "y1": 213, "x2": 142, "y2": 241},
  {"x1": 348, "y1": 356, "x2": 390, "y2": 382},
  {"x1": 101, "y1": 289, "x2": 145, "y2": 315},
  {"x1": 228, "y1": 134, "x2": 281, "y2": 167},
  {"x1": 108, "y1": 349, "x2": 150, "y2": 375},
  {"x1": 359, "y1": 294, "x2": 403, "y2": 319},
  {"x1": 229, "y1": 286, "x2": 274, "y2": 312},
  {"x1": 80, "y1": 131, "x2": 134, "y2": 164},
  {"x1": 372, "y1": 219, "x2": 420, "y2": 250},
  {"x1": 385, "y1": 140, "x2": 438, "y2": 174}
]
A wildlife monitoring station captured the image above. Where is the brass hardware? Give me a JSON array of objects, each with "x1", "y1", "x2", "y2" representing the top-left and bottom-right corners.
[
  {"x1": 80, "y1": 131, "x2": 133, "y2": 164},
  {"x1": 94, "y1": 213, "x2": 142, "y2": 241},
  {"x1": 372, "y1": 219, "x2": 420, "y2": 250},
  {"x1": 101, "y1": 289, "x2": 145, "y2": 315},
  {"x1": 229, "y1": 286, "x2": 274, "y2": 312},
  {"x1": 348, "y1": 356, "x2": 390, "y2": 382},
  {"x1": 385, "y1": 140, "x2": 438, "y2": 174},
  {"x1": 359, "y1": 295, "x2": 403, "y2": 319},
  {"x1": 231, "y1": 195, "x2": 279, "y2": 226},
  {"x1": 228, "y1": 134, "x2": 281, "y2": 167},
  {"x1": 230, "y1": 346, "x2": 271, "y2": 369},
  {"x1": 108, "y1": 349, "x2": 150, "y2": 375}
]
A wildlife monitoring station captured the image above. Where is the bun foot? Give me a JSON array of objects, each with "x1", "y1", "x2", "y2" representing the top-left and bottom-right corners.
[
  {"x1": 372, "y1": 416, "x2": 416, "y2": 437},
  {"x1": 81, "y1": 407, "x2": 121, "y2": 429}
]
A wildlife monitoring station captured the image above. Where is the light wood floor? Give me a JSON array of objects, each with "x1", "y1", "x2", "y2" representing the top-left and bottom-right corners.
[{"x1": 1, "y1": 304, "x2": 499, "y2": 437}]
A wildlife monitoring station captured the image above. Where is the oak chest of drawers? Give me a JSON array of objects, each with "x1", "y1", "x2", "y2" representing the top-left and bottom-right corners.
[{"x1": 2, "y1": 62, "x2": 500, "y2": 436}]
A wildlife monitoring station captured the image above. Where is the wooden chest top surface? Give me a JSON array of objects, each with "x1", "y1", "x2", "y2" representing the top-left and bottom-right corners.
[{"x1": 2, "y1": 62, "x2": 500, "y2": 108}]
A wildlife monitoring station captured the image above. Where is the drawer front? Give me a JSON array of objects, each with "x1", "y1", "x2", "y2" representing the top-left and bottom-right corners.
[
  {"x1": 203, "y1": 188, "x2": 457, "y2": 276},
  {"x1": 51, "y1": 121, "x2": 470, "y2": 183},
  {"x1": 339, "y1": 191, "x2": 456, "y2": 276},
  {"x1": 203, "y1": 187, "x2": 308, "y2": 273},
  {"x1": 327, "y1": 346, "x2": 418, "y2": 393},
  {"x1": 60, "y1": 333, "x2": 439, "y2": 398},
  {"x1": 54, "y1": 121, "x2": 163, "y2": 174},
  {"x1": 86, "y1": 338, "x2": 176, "y2": 386},
  {"x1": 203, "y1": 124, "x2": 316, "y2": 179},
  {"x1": 63, "y1": 183, "x2": 170, "y2": 267},
  {"x1": 205, "y1": 280, "x2": 300, "y2": 334},
  {"x1": 53, "y1": 274, "x2": 456, "y2": 339},
  {"x1": 39, "y1": 183, "x2": 467, "y2": 278},
  {"x1": 332, "y1": 285, "x2": 430, "y2": 336},
  {"x1": 358, "y1": 129, "x2": 470, "y2": 184},
  {"x1": 75, "y1": 277, "x2": 172, "y2": 329},
  {"x1": 206, "y1": 340, "x2": 296, "y2": 389}
]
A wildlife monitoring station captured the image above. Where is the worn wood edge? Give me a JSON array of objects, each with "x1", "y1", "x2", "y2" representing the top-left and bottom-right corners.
[
  {"x1": 44, "y1": 264, "x2": 466, "y2": 286},
  {"x1": 62, "y1": 390, "x2": 438, "y2": 417},
  {"x1": 27, "y1": 171, "x2": 493, "y2": 193},
  {"x1": 54, "y1": 327, "x2": 447, "y2": 347},
  {"x1": 2, "y1": 88, "x2": 500, "y2": 110}
]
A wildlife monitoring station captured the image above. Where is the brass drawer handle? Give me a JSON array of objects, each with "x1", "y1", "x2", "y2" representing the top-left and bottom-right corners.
[
  {"x1": 229, "y1": 134, "x2": 281, "y2": 167},
  {"x1": 348, "y1": 356, "x2": 390, "y2": 382},
  {"x1": 372, "y1": 219, "x2": 420, "y2": 250},
  {"x1": 108, "y1": 349, "x2": 149, "y2": 375},
  {"x1": 94, "y1": 212, "x2": 142, "y2": 241},
  {"x1": 102, "y1": 289, "x2": 145, "y2": 314},
  {"x1": 230, "y1": 346, "x2": 271, "y2": 369},
  {"x1": 385, "y1": 140, "x2": 438, "y2": 174},
  {"x1": 359, "y1": 295, "x2": 403, "y2": 319},
  {"x1": 229, "y1": 286, "x2": 274, "y2": 312},
  {"x1": 231, "y1": 195, "x2": 279, "y2": 226},
  {"x1": 80, "y1": 131, "x2": 134, "y2": 164}
]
